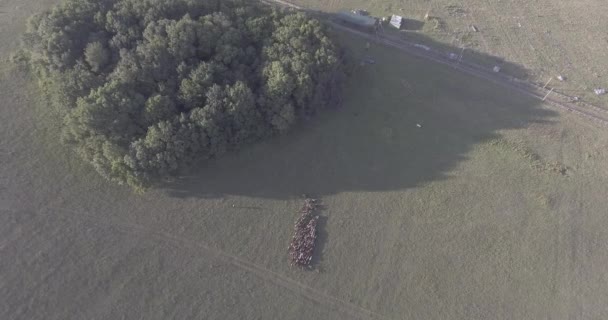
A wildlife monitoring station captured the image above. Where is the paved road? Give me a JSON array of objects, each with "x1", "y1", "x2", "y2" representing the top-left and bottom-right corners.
[{"x1": 262, "y1": 0, "x2": 608, "y2": 127}]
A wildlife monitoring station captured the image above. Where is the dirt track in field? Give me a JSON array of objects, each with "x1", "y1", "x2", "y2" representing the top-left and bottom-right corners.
[{"x1": 264, "y1": 0, "x2": 608, "y2": 129}]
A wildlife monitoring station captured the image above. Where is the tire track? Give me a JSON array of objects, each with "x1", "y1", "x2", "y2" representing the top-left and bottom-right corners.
[
  {"x1": 51, "y1": 208, "x2": 387, "y2": 320},
  {"x1": 262, "y1": 0, "x2": 608, "y2": 128}
]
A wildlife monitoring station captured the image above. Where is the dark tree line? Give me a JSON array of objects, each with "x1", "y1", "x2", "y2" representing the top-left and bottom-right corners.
[{"x1": 17, "y1": 0, "x2": 345, "y2": 190}]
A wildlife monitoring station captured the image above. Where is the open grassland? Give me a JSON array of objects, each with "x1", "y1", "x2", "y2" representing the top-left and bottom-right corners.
[
  {"x1": 292, "y1": 0, "x2": 608, "y2": 106},
  {"x1": 3, "y1": 1, "x2": 608, "y2": 319}
]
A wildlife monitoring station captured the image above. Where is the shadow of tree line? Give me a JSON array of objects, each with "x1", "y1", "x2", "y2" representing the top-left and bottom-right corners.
[{"x1": 163, "y1": 20, "x2": 555, "y2": 201}]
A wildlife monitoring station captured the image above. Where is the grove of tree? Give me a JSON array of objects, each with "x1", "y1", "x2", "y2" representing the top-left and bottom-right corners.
[{"x1": 18, "y1": 0, "x2": 345, "y2": 190}]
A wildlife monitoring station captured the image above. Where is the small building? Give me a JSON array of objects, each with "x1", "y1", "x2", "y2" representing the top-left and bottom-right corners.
[
  {"x1": 390, "y1": 15, "x2": 404, "y2": 29},
  {"x1": 335, "y1": 11, "x2": 378, "y2": 29}
]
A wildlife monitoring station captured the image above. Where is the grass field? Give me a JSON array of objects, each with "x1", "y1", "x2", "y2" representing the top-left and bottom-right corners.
[
  {"x1": 292, "y1": 0, "x2": 608, "y2": 106},
  {"x1": 3, "y1": 0, "x2": 608, "y2": 319}
]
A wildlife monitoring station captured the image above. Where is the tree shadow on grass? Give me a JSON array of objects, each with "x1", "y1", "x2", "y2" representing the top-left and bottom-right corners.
[
  {"x1": 400, "y1": 18, "x2": 425, "y2": 31},
  {"x1": 396, "y1": 30, "x2": 529, "y2": 80},
  {"x1": 164, "y1": 29, "x2": 556, "y2": 200}
]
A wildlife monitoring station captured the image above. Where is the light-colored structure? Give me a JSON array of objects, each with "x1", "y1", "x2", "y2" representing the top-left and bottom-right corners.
[{"x1": 390, "y1": 15, "x2": 403, "y2": 29}]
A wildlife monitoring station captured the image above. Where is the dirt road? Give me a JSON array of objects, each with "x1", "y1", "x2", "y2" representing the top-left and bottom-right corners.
[{"x1": 262, "y1": 0, "x2": 608, "y2": 128}]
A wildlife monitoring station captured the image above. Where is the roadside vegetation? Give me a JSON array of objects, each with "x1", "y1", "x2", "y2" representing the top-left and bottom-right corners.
[{"x1": 16, "y1": 0, "x2": 345, "y2": 190}]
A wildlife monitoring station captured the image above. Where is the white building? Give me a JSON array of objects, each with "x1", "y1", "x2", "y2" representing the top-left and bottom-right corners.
[{"x1": 390, "y1": 15, "x2": 403, "y2": 29}]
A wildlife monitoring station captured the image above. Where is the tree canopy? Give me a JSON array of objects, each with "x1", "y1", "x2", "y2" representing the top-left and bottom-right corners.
[{"x1": 18, "y1": 0, "x2": 345, "y2": 190}]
